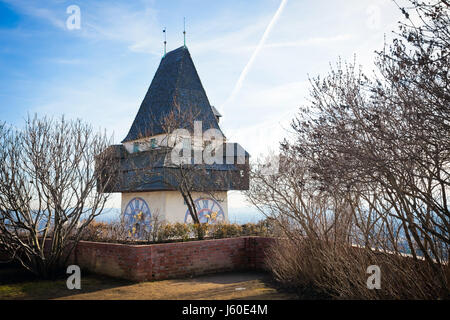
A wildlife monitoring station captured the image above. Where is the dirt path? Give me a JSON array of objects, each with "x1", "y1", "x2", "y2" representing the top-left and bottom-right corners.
[{"x1": 57, "y1": 272, "x2": 296, "y2": 300}]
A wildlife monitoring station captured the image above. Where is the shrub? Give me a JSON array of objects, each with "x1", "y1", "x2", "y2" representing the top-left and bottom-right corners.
[
  {"x1": 79, "y1": 219, "x2": 277, "y2": 244},
  {"x1": 209, "y1": 223, "x2": 242, "y2": 239},
  {"x1": 190, "y1": 223, "x2": 209, "y2": 240},
  {"x1": 157, "y1": 223, "x2": 191, "y2": 242},
  {"x1": 80, "y1": 221, "x2": 111, "y2": 242},
  {"x1": 241, "y1": 221, "x2": 270, "y2": 236},
  {"x1": 80, "y1": 219, "x2": 131, "y2": 242},
  {"x1": 266, "y1": 235, "x2": 449, "y2": 299},
  {"x1": 146, "y1": 213, "x2": 164, "y2": 242}
]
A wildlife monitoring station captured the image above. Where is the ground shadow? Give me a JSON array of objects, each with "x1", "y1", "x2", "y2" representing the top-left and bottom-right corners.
[
  {"x1": 0, "y1": 262, "x2": 133, "y2": 300},
  {"x1": 188, "y1": 270, "x2": 269, "y2": 285}
]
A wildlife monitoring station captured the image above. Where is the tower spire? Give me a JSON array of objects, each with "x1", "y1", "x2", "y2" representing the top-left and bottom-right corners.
[
  {"x1": 163, "y1": 27, "x2": 167, "y2": 57},
  {"x1": 183, "y1": 17, "x2": 186, "y2": 47}
]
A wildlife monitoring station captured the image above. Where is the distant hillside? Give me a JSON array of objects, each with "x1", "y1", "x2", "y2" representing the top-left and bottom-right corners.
[{"x1": 96, "y1": 207, "x2": 264, "y2": 225}]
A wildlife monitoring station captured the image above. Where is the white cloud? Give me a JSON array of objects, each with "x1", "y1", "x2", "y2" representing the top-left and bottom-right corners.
[
  {"x1": 74, "y1": 3, "x2": 162, "y2": 56},
  {"x1": 264, "y1": 34, "x2": 353, "y2": 48},
  {"x1": 4, "y1": 0, "x2": 163, "y2": 56},
  {"x1": 3, "y1": 0, "x2": 66, "y2": 29}
]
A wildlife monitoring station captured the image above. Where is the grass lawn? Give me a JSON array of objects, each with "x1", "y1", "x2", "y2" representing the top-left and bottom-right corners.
[{"x1": 0, "y1": 262, "x2": 297, "y2": 300}]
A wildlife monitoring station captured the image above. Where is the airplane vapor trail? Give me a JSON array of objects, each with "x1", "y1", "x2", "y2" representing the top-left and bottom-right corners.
[{"x1": 222, "y1": 0, "x2": 288, "y2": 108}]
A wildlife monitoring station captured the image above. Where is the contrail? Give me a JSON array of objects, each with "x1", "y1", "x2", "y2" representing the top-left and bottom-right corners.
[{"x1": 223, "y1": 0, "x2": 288, "y2": 107}]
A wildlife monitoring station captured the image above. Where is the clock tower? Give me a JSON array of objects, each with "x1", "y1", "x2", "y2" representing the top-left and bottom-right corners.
[{"x1": 100, "y1": 46, "x2": 249, "y2": 238}]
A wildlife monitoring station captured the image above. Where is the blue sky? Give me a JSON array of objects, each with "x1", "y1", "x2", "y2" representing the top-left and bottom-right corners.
[{"x1": 0, "y1": 0, "x2": 403, "y2": 213}]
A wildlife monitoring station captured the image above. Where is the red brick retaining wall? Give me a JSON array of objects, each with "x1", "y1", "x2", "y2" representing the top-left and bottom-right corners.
[{"x1": 71, "y1": 236, "x2": 275, "y2": 281}]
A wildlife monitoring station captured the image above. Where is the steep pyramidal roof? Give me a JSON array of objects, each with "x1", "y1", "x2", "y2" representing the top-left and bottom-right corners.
[{"x1": 122, "y1": 46, "x2": 223, "y2": 143}]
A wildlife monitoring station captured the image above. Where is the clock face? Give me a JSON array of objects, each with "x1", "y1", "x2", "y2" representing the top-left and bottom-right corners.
[
  {"x1": 184, "y1": 197, "x2": 225, "y2": 224},
  {"x1": 123, "y1": 197, "x2": 152, "y2": 239}
]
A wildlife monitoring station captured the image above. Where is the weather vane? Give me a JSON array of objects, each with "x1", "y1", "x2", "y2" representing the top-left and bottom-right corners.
[
  {"x1": 163, "y1": 27, "x2": 167, "y2": 57},
  {"x1": 183, "y1": 17, "x2": 186, "y2": 47}
]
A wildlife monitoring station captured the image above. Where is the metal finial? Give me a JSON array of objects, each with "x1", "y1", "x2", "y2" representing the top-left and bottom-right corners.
[
  {"x1": 183, "y1": 17, "x2": 186, "y2": 47},
  {"x1": 163, "y1": 27, "x2": 167, "y2": 57}
]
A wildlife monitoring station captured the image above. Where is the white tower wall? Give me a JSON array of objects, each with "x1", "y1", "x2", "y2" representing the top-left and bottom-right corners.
[{"x1": 121, "y1": 191, "x2": 228, "y2": 224}]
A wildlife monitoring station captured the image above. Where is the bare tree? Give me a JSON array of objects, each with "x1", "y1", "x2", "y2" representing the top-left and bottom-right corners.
[
  {"x1": 0, "y1": 115, "x2": 117, "y2": 278},
  {"x1": 245, "y1": 0, "x2": 449, "y2": 298}
]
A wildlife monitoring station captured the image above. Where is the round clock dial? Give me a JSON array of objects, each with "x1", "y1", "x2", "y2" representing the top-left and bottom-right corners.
[
  {"x1": 123, "y1": 197, "x2": 152, "y2": 239},
  {"x1": 184, "y1": 197, "x2": 225, "y2": 224}
]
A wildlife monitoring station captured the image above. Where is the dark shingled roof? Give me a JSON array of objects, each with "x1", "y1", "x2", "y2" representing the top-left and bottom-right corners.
[{"x1": 122, "y1": 46, "x2": 224, "y2": 143}]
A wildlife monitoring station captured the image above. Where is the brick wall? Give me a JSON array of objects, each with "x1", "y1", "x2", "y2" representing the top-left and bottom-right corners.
[
  {"x1": 246, "y1": 237, "x2": 275, "y2": 270},
  {"x1": 71, "y1": 236, "x2": 274, "y2": 281}
]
